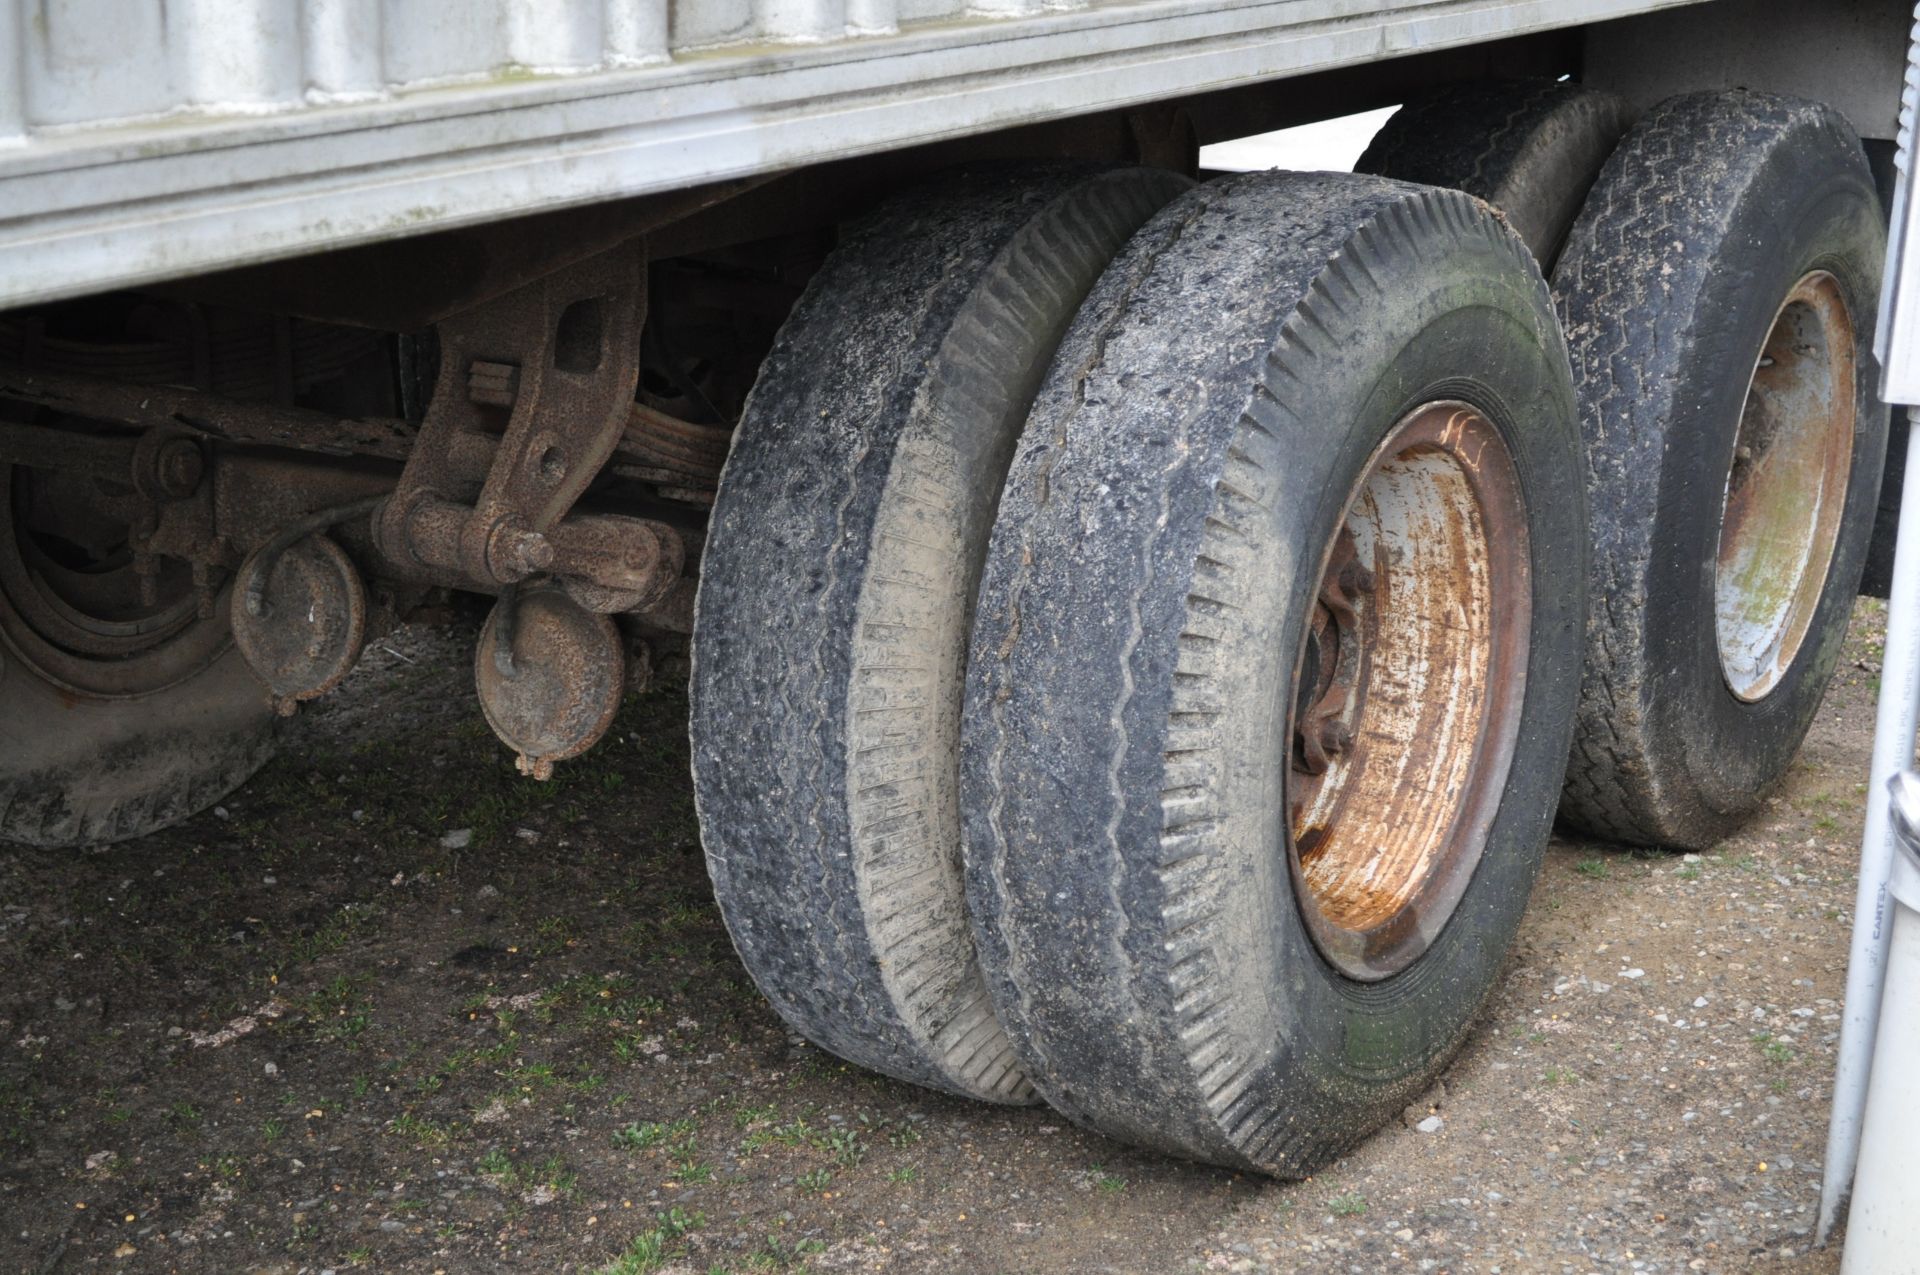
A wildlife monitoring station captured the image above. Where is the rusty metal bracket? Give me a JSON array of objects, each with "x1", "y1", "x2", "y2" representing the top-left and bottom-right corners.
[{"x1": 374, "y1": 243, "x2": 648, "y2": 592}]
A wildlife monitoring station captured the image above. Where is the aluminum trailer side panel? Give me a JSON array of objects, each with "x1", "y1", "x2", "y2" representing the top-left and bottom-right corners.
[{"x1": 0, "y1": 0, "x2": 1704, "y2": 308}]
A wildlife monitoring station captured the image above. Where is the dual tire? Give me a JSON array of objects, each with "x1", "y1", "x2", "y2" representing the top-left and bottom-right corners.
[{"x1": 695, "y1": 163, "x2": 1587, "y2": 1169}]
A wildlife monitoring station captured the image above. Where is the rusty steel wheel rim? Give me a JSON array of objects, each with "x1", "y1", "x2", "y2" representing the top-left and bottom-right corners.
[
  {"x1": 1714, "y1": 271, "x2": 1856, "y2": 702},
  {"x1": 0, "y1": 465, "x2": 230, "y2": 698},
  {"x1": 1286, "y1": 402, "x2": 1531, "y2": 982}
]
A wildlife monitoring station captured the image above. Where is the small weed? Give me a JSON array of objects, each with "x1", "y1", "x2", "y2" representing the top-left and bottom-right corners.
[
  {"x1": 1677, "y1": 864, "x2": 1702, "y2": 881},
  {"x1": 888, "y1": 1165, "x2": 919, "y2": 1184},
  {"x1": 1575, "y1": 858, "x2": 1610, "y2": 880},
  {"x1": 796, "y1": 1167, "x2": 832, "y2": 1191},
  {"x1": 1328, "y1": 1192, "x2": 1367, "y2": 1217},
  {"x1": 614, "y1": 1119, "x2": 694, "y2": 1150},
  {"x1": 1091, "y1": 1167, "x2": 1126, "y2": 1193},
  {"x1": 1541, "y1": 1065, "x2": 1578, "y2": 1086},
  {"x1": 824, "y1": 1128, "x2": 863, "y2": 1168}
]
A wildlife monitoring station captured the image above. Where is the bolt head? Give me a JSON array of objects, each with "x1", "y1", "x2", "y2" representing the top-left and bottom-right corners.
[{"x1": 155, "y1": 439, "x2": 205, "y2": 497}]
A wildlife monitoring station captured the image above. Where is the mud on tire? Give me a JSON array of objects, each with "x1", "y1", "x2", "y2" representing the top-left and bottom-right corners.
[
  {"x1": 691, "y1": 163, "x2": 1191, "y2": 1103},
  {"x1": 961, "y1": 172, "x2": 1587, "y2": 1174},
  {"x1": 1553, "y1": 91, "x2": 1889, "y2": 848}
]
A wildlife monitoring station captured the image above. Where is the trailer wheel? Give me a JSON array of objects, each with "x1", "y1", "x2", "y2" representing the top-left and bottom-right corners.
[
  {"x1": 1554, "y1": 92, "x2": 1888, "y2": 848},
  {"x1": 0, "y1": 465, "x2": 275, "y2": 846},
  {"x1": 1356, "y1": 79, "x2": 1633, "y2": 267},
  {"x1": 962, "y1": 173, "x2": 1585, "y2": 1173},
  {"x1": 691, "y1": 163, "x2": 1190, "y2": 1103}
]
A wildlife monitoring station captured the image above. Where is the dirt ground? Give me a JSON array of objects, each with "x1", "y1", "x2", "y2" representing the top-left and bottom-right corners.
[{"x1": 0, "y1": 600, "x2": 1891, "y2": 1275}]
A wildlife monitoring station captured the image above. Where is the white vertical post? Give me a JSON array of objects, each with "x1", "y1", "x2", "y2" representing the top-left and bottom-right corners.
[
  {"x1": 1842, "y1": 775, "x2": 1920, "y2": 1273},
  {"x1": 1819, "y1": 410, "x2": 1920, "y2": 1243}
]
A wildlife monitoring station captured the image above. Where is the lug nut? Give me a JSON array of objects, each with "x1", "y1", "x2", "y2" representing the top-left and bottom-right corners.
[{"x1": 1318, "y1": 720, "x2": 1354, "y2": 757}]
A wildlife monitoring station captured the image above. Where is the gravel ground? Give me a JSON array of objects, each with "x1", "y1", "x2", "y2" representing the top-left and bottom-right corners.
[{"x1": 0, "y1": 601, "x2": 1889, "y2": 1274}]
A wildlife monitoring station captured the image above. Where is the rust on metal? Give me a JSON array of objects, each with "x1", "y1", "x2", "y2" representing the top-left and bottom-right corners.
[
  {"x1": 1715, "y1": 270, "x2": 1856, "y2": 702},
  {"x1": 0, "y1": 249, "x2": 703, "y2": 773},
  {"x1": 230, "y1": 531, "x2": 368, "y2": 714},
  {"x1": 373, "y1": 241, "x2": 648, "y2": 591},
  {"x1": 0, "y1": 367, "x2": 419, "y2": 462},
  {"x1": 475, "y1": 583, "x2": 626, "y2": 780},
  {"x1": 611, "y1": 401, "x2": 731, "y2": 493},
  {"x1": 1287, "y1": 401, "x2": 1531, "y2": 982},
  {"x1": 0, "y1": 365, "x2": 721, "y2": 488}
]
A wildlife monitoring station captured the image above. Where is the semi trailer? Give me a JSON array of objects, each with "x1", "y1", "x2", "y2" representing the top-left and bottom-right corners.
[{"x1": 4, "y1": 0, "x2": 1919, "y2": 1238}]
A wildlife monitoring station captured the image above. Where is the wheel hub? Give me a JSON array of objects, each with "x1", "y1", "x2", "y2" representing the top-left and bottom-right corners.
[
  {"x1": 1287, "y1": 402, "x2": 1531, "y2": 981},
  {"x1": 1714, "y1": 270, "x2": 1855, "y2": 702}
]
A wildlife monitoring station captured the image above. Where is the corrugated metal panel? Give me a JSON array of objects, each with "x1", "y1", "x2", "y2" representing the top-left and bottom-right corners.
[
  {"x1": 0, "y1": 0, "x2": 1714, "y2": 306},
  {"x1": 9, "y1": 0, "x2": 1022, "y2": 132}
]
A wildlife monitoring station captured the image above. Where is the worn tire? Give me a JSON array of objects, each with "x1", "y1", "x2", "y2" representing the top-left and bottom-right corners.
[
  {"x1": 1356, "y1": 79, "x2": 1634, "y2": 267},
  {"x1": 0, "y1": 642, "x2": 275, "y2": 847},
  {"x1": 1553, "y1": 92, "x2": 1889, "y2": 848},
  {"x1": 691, "y1": 163, "x2": 1191, "y2": 1103},
  {"x1": 961, "y1": 172, "x2": 1586, "y2": 1173}
]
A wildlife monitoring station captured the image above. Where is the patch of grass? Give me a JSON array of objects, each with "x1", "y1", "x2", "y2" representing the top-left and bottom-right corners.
[
  {"x1": 1575, "y1": 858, "x2": 1610, "y2": 880},
  {"x1": 734, "y1": 1102, "x2": 779, "y2": 1129},
  {"x1": 741, "y1": 1116, "x2": 815, "y2": 1154},
  {"x1": 391, "y1": 1111, "x2": 454, "y2": 1146},
  {"x1": 1676, "y1": 863, "x2": 1702, "y2": 881},
  {"x1": 478, "y1": 1148, "x2": 576, "y2": 1196},
  {"x1": 614, "y1": 1118, "x2": 695, "y2": 1150},
  {"x1": 888, "y1": 1165, "x2": 919, "y2": 1184},
  {"x1": 796, "y1": 1167, "x2": 832, "y2": 1192},
  {"x1": 1091, "y1": 1167, "x2": 1126, "y2": 1193},
  {"x1": 599, "y1": 1207, "x2": 704, "y2": 1275},
  {"x1": 1328, "y1": 1192, "x2": 1367, "y2": 1217},
  {"x1": 1541, "y1": 1065, "x2": 1578, "y2": 1086}
]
